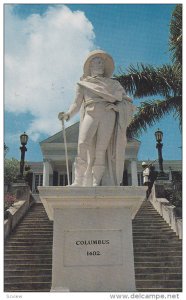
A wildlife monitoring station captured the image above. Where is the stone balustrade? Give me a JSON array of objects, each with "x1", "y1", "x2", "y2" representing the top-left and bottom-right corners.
[{"x1": 150, "y1": 183, "x2": 182, "y2": 239}]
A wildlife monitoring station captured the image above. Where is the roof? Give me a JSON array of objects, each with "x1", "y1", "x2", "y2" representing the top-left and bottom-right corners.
[
  {"x1": 40, "y1": 122, "x2": 140, "y2": 145},
  {"x1": 40, "y1": 122, "x2": 80, "y2": 144}
]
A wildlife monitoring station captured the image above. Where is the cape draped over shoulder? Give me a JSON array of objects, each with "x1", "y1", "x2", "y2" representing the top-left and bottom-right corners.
[{"x1": 78, "y1": 76, "x2": 136, "y2": 186}]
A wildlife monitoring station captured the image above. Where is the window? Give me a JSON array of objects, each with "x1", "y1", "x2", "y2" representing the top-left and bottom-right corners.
[
  {"x1": 58, "y1": 172, "x2": 72, "y2": 186},
  {"x1": 34, "y1": 174, "x2": 43, "y2": 193},
  {"x1": 59, "y1": 174, "x2": 68, "y2": 186},
  {"x1": 138, "y1": 172, "x2": 143, "y2": 186}
]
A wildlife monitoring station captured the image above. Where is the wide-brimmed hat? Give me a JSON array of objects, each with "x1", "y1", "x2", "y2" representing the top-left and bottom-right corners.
[
  {"x1": 83, "y1": 50, "x2": 115, "y2": 78},
  {"x1": 142, "y1": 162, "x2": 148, "y2": 167}
]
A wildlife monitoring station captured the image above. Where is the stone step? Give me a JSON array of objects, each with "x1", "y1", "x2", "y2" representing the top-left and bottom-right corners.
[
  {"x1": 134, "y1": 251, "x2": 182, "y2": 257},
  {"x1": 5, "y1": 249, "x2": 52, "y2": 255},
  {"x1": 28, "y1": 209, "x2": 45, "y2": 212},
  {"x1": 14, "y1": 227, "x2": 53, "y2": 234},
  {"x1": 4, "y1": 254, "x2": 52, "y2": 259},
  {"x1": 137, "y1": 207, "x2": 159, "y2": 210},
  {"x1": 5, "y1": 269, "x2": 52, "y2": 276},
  {"x1": 137, "y1": 288, "x2": 182, "y2": 292},
  {"x1": 5, "y1": 289, "x2": 50, "y2": 292},
  {"x1": 134, "y1": 211, "x2": 165, "y2": 215},
  {"x1": 132, "y1": 224, "x2": 172, "y2": 228},
  {"x1": 135, "y1": 213, "x2": 160, "y2": 216},
  {"x1": 132, "y1": 223, "x2": 172, "y2": 228},
  {"x1": 29, "y1": 212, "x2": 48, "y2": 214},
  {"x1": 12, "y1": 229, "x2": 53, "y2": 233},
  {"x1": 19, "y1": 220, "x2": 51, "y2": 224},
  {"x1": 21, "y1": 218, "x2": 50, "y2": 221},
  {"x1": 7, "y1": 237, "x2": 53, "y2": 242},
  {"x1": 133, "y1": 222, "x2": 169, "y2": 226},
  {"x1": 22, "y1": 211, "x2": 48, "y2": 214},
  {"x1": 133, "y1": 232, "x2": 177, "y2": 236},
  {"x1": 4, "y1": 245, "x2": 53, "y2": 251},
  {"x1": 4, "y1": 275, "x2": 52, "y2": 284},
  {"x1": 11, "y1": 233, "x2": 53, "y2": 237},
  {"x1": 133, "y1": 219, "x2": 166, "y2": 223},
  {"x1": 4, "y1": 282, "x2": 51, "y2": 292},
  {"x1": 19, "y1": 217, "x2": 50, "y2": 220},
  {"x1": 133, "y1": 220, "x2": 168, "y2": 224},
  {"x1": 134, "y1": 246, "x2": 182, "y2": 252},
  {"x1": 135, "y1": 266, "x2": 182, "y2": 274},
  {"x1": 136, "y1": 279, "x2": 182, "y2": 288},
  {"x1": 134, "y1": 261, "x2": 181, "y2": 267},
  {"x1": 133, "y1": 233, "x2": 176, "y2": 237},
  {"x1": 17, "y1": 225, "x2": 53, "y2": 229},
  {"x1": 134, "y1": 233, "x2": 177, "y2": 238},
  {"x1": 134, "y1": 214, "x2": 165, "y2": 217},
  {"x1": 135, "y1": 215, "x2": 164, "y2": 218},
  {"x1": 24, "y1": 215, "x2": 48, "y2": 218},
  {"x1": 26, "y1": 210, "x2": 46, "y2": 213},
  {"x1": 25, "y1": 210, "x2": 47, "y2": 213},
  {"x1": 133, "y1": 244, "x2": 181, "y2": 249},
  {"x1": 135, "y1": 207, "x2": 158, "y2": 210},
  {"x1": 4, "y1": 241, "x2": 53, "y2": 246},
  {"x1": 5, "y1": 258, "x2": 52, "y2": 264},
  {"x1": 5, "y1": 264, "x2": 52, "y2": 271},
  {"x1": 133, "y1": 240, "x2": 181, "y2": 245},
  {"x1": 134, "y1": 256, "x2": 181, "y2": 263},
  {"x1": 135, "y1": 273, "x2": 182, "y2": 280},
  {"x1": 18, "y1": 223, "x2": 52, "y2": 227}
]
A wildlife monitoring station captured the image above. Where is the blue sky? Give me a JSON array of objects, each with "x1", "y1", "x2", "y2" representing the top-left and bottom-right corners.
[{"x1": 4, "y1": 3, "x2": 182, "y2": 162}]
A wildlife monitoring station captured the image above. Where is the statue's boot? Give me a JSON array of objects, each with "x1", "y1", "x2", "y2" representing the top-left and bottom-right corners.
[
  {"x1": 83, "y1": 167, "x2": 93, "y2": 187},
  {"x1": 92, "y1": 166, "x2": 105, "y2": 187},
  {"x1": 71, "y1": 157, "x2": 87, "y2": 187}
]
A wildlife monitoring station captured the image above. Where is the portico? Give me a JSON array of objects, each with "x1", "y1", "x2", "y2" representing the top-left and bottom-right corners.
[{"x1": 40, "y1": 122, "x2": 141, "y2": 187}]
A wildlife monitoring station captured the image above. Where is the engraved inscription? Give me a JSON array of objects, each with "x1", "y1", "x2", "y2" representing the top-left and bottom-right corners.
[
  {"x1": 63, "y1": 230, "x2": 123, "y2": 266},
  {"x1": 75, "y1": 239, "x2": 110, "y2": 246},
  {"x1": 87, "y1": 250, "x2": 101, "y2": 256}
]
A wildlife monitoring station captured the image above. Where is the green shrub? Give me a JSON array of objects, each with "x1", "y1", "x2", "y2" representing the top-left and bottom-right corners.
[{"x1": 4, "y1": 158, "x2": 19, "y2": 186}]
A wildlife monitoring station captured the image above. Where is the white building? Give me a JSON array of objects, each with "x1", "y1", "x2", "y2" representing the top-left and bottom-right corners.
[{"x1": 27, "y1": 122, "x2": 182, "y2": 193}]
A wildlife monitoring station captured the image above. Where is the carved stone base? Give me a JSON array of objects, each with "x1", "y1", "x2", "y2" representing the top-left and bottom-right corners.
[{"x1": 39, "y1": 186, "x2": 146, "y2": 292}]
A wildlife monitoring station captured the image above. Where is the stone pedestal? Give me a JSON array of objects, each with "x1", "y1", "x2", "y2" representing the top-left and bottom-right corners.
[
  {"x1": 154, "y1": 180, "x2": 172, "y2": 198},
  {"x1": 38, "y1": 186, "x2": 146, "y2": 292},
  {"x1": 10, "y1": 182, "x2": 30, "y2": 201}
]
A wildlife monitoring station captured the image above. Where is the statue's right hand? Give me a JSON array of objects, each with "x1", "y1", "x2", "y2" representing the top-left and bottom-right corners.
[{"x1": 58, "y1": 112, "x2": 69, "y2": 121}]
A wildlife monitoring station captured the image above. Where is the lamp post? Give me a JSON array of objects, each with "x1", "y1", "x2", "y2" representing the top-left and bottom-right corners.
[
  {"x1": 18, "y1": 132, "x2": 28, "y2": 180},
  {"x1": 155, "y1": 129, "x2": 168, "y2": 180}
]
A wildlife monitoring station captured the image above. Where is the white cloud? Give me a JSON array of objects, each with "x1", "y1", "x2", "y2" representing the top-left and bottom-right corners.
[{"x1": 5, "y1": 5, "x2": 96, "y2": 140}]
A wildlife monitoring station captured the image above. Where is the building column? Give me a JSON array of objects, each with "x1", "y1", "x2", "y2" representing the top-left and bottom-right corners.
[
  {"x1": 130, "y1": 159, "x2": 138, "y2": 186},
  {"x1": 43, "y1": 159, "x2": 53, "y2": 186},
  {"x1": 72, "y1": 161, "x2": 75, "y2": 183},
  {"x1": 169, "y1": 167, "x2": 172, "y2": 181}
]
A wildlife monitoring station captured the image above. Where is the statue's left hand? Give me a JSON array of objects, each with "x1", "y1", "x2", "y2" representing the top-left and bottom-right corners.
[{"x1": 105, "y1": 103, "x2": 119, "y2": 112}]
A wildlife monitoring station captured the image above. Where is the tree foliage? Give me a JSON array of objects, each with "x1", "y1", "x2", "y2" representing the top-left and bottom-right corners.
[
  {"x1": 4, "y1": 158, "x2": 19, "y2": 185},
  {"x1": 4, "y1": 143, "x2": 9, "y2": 157},
  {"x1": 169, "y1": 4, "x2": 182, "y2": 66},
  {"x1": 115, "y1": 4, "x2": 182, "y2": 138}
]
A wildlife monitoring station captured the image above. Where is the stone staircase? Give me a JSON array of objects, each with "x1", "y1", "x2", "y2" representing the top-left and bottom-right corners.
[
  {"x1": 133, "y1": 201, "x2": 182, "y2": 292},
  {"x1": 4, "y1": 201, "x2": 182, "y2": 292},
  {"x1": 4, "y1": 203, "x2": 53, "y2": 292}
]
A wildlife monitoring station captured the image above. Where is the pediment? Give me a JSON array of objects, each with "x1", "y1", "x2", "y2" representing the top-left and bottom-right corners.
[
  {"x1": 40, "y1": 121, "x2": 140, "y2": 146},
  {"x1": 40, "y1": 122, "x2": 80, "y2": 144}
]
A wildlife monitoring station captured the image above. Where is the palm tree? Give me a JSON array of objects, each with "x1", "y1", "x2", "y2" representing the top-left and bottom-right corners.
[
  {"x1": 4, "y1": 143, "x2": 9, "y2": 157},
  {"x1": 115, "y1": 4, "x2": 182, "y2": 138}
]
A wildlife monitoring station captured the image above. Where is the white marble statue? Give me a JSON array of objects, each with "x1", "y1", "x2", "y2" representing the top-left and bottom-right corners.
[{"x1": 58, "y1": 50, "x2": 136, "y2": 186}]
